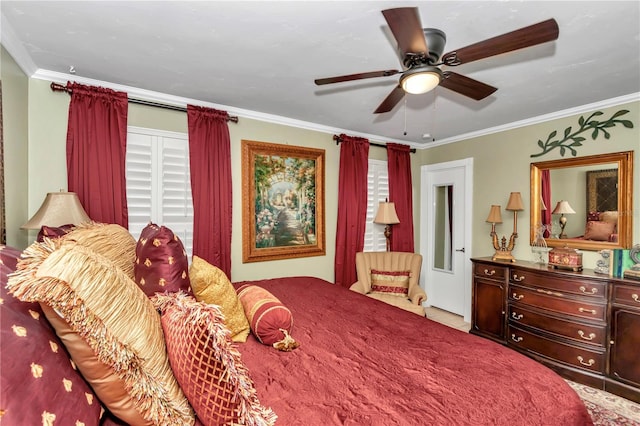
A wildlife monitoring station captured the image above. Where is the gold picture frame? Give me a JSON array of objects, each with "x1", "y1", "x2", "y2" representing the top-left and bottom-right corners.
[{"x1": 241, "y1": 140, "x2": 325, "y2": 263}]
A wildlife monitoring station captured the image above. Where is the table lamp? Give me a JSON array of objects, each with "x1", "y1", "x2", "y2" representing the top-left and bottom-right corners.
[{"x1": 374, "y1": 199, "x2": 400, "y2": 252}]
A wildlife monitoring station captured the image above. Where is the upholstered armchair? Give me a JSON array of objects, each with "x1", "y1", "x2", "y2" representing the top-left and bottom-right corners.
[{"x1": 350, "y1": 251, "x2": 426, "y2": 316}]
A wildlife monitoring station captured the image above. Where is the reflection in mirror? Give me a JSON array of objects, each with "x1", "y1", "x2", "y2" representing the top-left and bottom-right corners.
[
  {"x1": 530, "y1": 151, "x2": 633, "y2": 251},
  {"x1": 433, "y1": 185, "x2": 453, "y2": 271}
]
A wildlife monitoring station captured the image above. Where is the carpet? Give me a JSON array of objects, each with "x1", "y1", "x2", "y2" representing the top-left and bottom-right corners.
[{"x1": 566, "y1": 380, "x2": 640, "y2": 425}]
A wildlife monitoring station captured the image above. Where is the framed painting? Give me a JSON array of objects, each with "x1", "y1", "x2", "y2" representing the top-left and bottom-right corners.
[
  {"x1": 586, "y1": 168, "x2": 618, "y2": 213},
  {"x1": 241, "y1": 140, "x2": 325, "y2": 263}
]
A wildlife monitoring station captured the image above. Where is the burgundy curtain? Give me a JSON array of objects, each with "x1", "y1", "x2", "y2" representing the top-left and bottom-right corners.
[
  {"x1": 334, "y1": 134, "x2": 369, "y2": 288},
  {"x1": 187, "y1": 105, "x2": 232, "y2": 278},
  {"x1": 541, "y1": 169, "x2": 552, "y2": 238},
  {"x1": 387, "y1": 143, "x2": 414, "y2": 252},
  {"x1": 66, "y1": 82, "x2": 128, "y2": 227}
]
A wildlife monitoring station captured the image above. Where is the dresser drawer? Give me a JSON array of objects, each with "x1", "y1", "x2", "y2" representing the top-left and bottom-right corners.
[
  {"x1": 508, "y1": 325, "x2": 605, "y2": 374},
  {"x1": 508, "y1": 304, "x2": 606, "y2": 347},
  {"x1": 474, "y1": 263, "x2": 507, "y2": 281},
  {"x1": 613, "y1": 284, "x2": 640, "y2": 308},
  {"x1": 510, "y1": 268, "x2": 606, "y2": 299},
  {"x1": 509, "y1": 284, "x2": 606, "y2": 321}
]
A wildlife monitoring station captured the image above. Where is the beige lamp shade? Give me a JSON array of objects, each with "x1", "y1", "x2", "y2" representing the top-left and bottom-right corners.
[
  {"x1": 21, "y1": 192, "x2": 91, "y2": 230},
  {"x1": 540, "y1": 195, "x2": 547, "y2": 211},
  {"x1": 485, "y1": 205, "x2": 503, "y2": 224},
  {"x1": 551, "y1": 200, "x2": 576, "y2": 215},
  {"x1": 506, "y1": 192, "x2": 525, "y2": 211},
  {"x1": 373, "y1": 201, "x2": 400, "y2": 225}
]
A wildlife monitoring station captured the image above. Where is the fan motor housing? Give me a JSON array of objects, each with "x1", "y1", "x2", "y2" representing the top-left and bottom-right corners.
[
  {"x1": 402, "y1": 28, "x2": 446, "y2": 68},
  {"x1": 424, "y1": 28, "x2": 446, "y2": 64}
]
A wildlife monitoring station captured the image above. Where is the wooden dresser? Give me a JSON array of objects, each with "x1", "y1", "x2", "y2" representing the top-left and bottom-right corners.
[{"x1": 471, "y1": 257, "x2": 640, "y2": 403}]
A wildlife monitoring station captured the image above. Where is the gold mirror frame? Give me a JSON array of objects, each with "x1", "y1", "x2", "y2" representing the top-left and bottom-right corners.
[{"x1": 530, "y1": 151, "x2": 634, "y2": 251}]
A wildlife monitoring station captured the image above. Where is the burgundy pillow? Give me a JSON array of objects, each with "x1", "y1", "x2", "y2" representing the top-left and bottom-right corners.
[
  {"x1": 236, "y1": 284, "x2": 298, "y2": 350},
  {"x1": 0, "y1": 245, "x2": 103, "y2": 425},
  {"x1": 134, "y1": 223, "x2": 191, "y2": 297},
  {"x1": 36, "y1": 224, "x2": 75, "y2": 242},
  {"x1": 587, "y1": 211, "x2": 601, "y2": 222}
]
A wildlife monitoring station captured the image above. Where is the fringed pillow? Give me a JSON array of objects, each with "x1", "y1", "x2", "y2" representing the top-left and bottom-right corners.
[
  {"x1": 236, "y1": 284, "x2": 299, "y2": 351},
  {"x1": 1, "y1": 245, "x2": 103, "y2": 426},
  {"x1": 63, "y1": 221, "x2": 137, "y2": 279},
  {"x1": 189, "y1": 256, "x2": 250, "y2": 342},
  {"x1": 6, "y1": 239, "x2": 194, "y2": 426},
  {"x1": 370, "y1": 269, "x2": 411, "y2": 297},
  {"x1": 134, "y1": 223, "x2": 191, "y2": 297},
  {"x1": 152, "y1": 292, "x2": 277, "y2": 426}
]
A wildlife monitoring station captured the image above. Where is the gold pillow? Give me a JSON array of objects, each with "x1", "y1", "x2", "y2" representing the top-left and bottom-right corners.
[
  {"x1": 62, "y1": 222, "x2": 137, "y2": 279},
  {"x1": 599, "y1": 211, "x2": 619, "y2": 227},
  {"x1": 7, "y1": 239, "x2": 194, "y2": 425},
  {"x1": 189, "y1": 256, "x2": 250, "y2": 342}
]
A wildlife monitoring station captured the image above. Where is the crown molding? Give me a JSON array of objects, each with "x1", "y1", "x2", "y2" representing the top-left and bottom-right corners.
[
  {"x1": 0, "y1": 14, "x2": 38, "y2": 76},
  {"x1": 32, "y1": 69, "x2": 415, "y2": 147},
  {"x1": 425, "y1": 92, "x2": 640, "y2": 149},
  {"x1": 24, "y1": 69, "x2": 640, "y2": 152}
]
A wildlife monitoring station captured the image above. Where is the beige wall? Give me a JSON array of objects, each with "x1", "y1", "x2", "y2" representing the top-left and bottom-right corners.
[
  {"x1": 17, "y1": 79, "x2": 345, "y2": 282},
  {"x1": 15, "y1": 77, "x2": 424, "y2": 282},
  {"x1": 1, "y1": 46, "x2": 29, "y2": 248},
  {"x1": 417, "y1": 101, "x2": 640, "y2": 269}
]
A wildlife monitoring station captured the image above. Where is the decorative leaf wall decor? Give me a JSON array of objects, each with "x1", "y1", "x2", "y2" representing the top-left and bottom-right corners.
[{"x1": 531, "y1": 109, "x2": 634, "y2": 158}]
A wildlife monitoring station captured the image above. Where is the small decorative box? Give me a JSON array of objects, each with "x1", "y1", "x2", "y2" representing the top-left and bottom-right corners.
[{"x1": 549, "y1": 246, "x2": 583, "y2": 271}]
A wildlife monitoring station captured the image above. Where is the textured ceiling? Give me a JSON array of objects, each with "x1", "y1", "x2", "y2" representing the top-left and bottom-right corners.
[{"x1": 2, "y1": 1, "x2": 639, "y2": 147}]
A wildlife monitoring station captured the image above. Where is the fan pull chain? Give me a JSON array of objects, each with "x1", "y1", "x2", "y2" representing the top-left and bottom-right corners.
[
  {"x1": 430, "y1": 93, "x2": 437, "y2": 142},
  {"x1": 403, "y1": 97, "x2": 408, "y2": 136}
]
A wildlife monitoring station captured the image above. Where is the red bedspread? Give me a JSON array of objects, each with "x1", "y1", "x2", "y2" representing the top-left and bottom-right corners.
[{"x1": 234, "y1": 277, "x2": 592, "y2": 426}]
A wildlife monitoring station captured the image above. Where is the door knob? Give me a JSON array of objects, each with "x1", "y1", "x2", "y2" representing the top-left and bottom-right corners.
[{"x1": 455, "y1": 248, "x2": 465, "y2": 253}]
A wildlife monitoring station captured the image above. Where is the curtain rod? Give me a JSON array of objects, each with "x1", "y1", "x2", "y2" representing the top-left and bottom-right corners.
[
  {"x1": 333, "y1": 134, "x2": 416, "y2": 153},
  {"x1": 50, "y1": 82, "x2": 239, "y2": 123}
]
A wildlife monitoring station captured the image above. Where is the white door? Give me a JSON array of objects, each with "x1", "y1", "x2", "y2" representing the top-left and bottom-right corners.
[{"x1": 420, "y1": 159, "x2": 473, "y2": 321}]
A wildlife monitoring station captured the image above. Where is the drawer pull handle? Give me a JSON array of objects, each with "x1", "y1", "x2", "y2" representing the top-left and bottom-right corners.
[
  {"x1": 579, "y1": 286, "x2": 597, "y2": 295},
  {"x1": 578, "y1": 330, "x2": 596, "y2": 341},
  {"x1": 536, "y1": 288, "x2": 563, "y2": 297},
  {"x1": 577, "y1": 356, "x2": 595, "y2": 367},
  {"x1": 511, "y1": 312, "x2": 523, "y2": 320},
  {"x1": 578, "y1": 307, "x2": 597, "y2": 315},
  {"x1": 633, "y1": 294, "x2": 639, "y2": 303},
  {"x1": 511, "y1": 334, "x2": 523, "y2": 343},
  {"x1": 512, "y1": 274, "x2": 525, "y2": 282},
  {"x1": 512, "y1": 293, "x2": 524, "y2": 300},
  {"x1": 483, "y1": 269, "x2": 496, "y2": 276}
]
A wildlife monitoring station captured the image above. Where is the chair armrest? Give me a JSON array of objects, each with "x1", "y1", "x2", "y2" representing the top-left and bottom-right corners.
[
  {"x1": 409, "y1": 286, "x2": 427, "y2": 305},
  {"x1": 349, "y1": 281, "x2": 367, "y2": 294}
]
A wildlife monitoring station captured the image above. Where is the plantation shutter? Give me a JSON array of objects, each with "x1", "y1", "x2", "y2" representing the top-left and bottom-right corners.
[
  {"x1": 126, "y1": 127, "x2": 194, "y2": 256},
  {"x1": 363, "y1": 159, "x2": 389, "y2": 252}
]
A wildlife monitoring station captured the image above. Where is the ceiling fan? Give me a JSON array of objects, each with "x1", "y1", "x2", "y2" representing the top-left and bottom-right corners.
[{"x1": 314, "y1": 7, "x2": 559, "y2": 113}]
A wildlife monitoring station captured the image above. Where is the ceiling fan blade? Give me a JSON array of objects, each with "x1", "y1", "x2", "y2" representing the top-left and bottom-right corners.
[
  {"x1": 382, "y1": 7, "x2": 429, "y2": 59},
  {"x1": 441, "y1": 18, "x2": 559, "y2": 66},
  {"x1": 440, "y1": 71, "x2": 497, "y2": 100},
  {"x1": 315, "y1": 70, "x2": 400, "y2": 85},
  {"x1": 374, "y1": 85, "x2": 406, "y2": 114}
]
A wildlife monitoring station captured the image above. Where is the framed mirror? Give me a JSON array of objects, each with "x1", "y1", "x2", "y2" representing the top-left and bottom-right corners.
[{"x1": 530, "y1": 151, "x2": 633, "y2": 251}]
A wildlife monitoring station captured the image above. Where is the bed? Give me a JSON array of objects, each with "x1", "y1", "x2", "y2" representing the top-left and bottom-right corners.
[
  {"x1": 1, "y1": 236, "x2": 592, "y2": 425},
  {"x1": 233, "y1": 276, "x2": 593, "y2": 425}
]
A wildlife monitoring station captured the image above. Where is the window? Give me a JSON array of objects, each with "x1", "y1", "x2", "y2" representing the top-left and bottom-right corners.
[
  {"x1": 363, "y1": 159, "x2": 389, "y2": 252},
  {"x1": 126, "y1": 126, "x2": 194, "y2": 256}
]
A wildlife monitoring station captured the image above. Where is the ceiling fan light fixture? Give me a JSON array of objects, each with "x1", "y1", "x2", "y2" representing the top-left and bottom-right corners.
[{"x1": 400, "y1": 67, "x2": 442, "y2": 94}]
